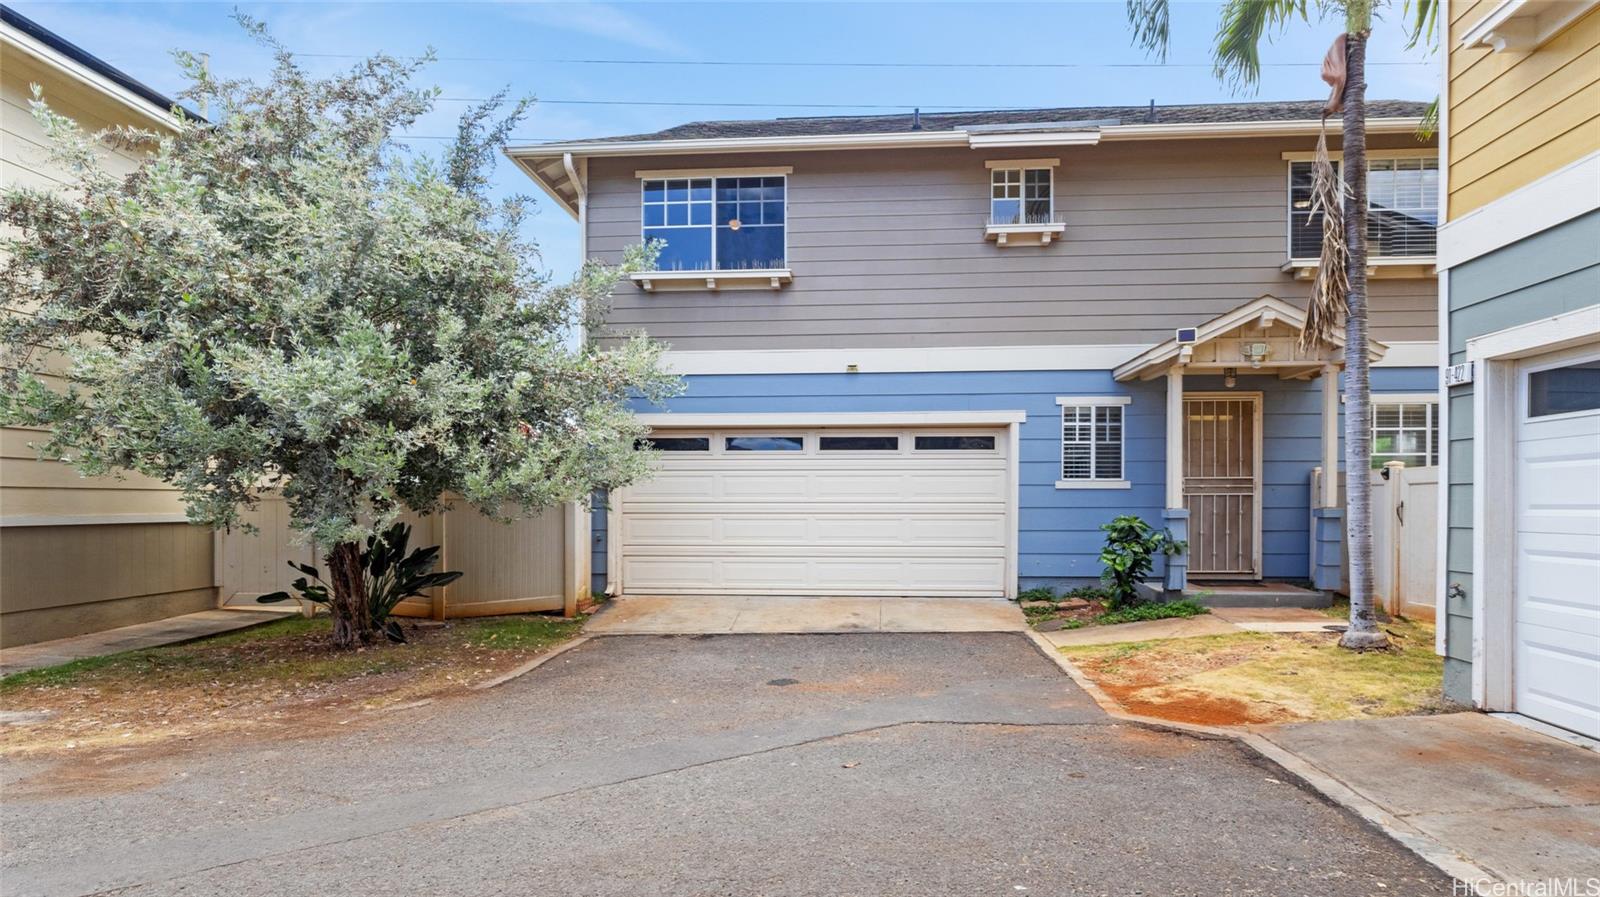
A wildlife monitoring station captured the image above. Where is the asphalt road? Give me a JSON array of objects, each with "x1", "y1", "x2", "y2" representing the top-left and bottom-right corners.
[{"x1": 1, "y1": 633, "x2": 1454, "y2": 896}]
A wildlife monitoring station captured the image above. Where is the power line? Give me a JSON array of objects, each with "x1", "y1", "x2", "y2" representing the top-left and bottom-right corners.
[
  {"x1": 291, "y1": 52, "x2": 1428, "y2": 69},
  {"x1": 436, "y1": 97, "x2": 1054, "y2": 110}
]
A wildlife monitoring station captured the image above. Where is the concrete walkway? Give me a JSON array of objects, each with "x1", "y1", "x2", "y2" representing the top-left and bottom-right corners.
[
  {"x1": 1258, "y1": 712, "x2": 1600, "y2": 886},
  {"x1": 0, "y1": 609, "x2": 289, "y2": 677},
  {"x1": 583, "y1": 595, "x2": 1026, "y2": 635}
]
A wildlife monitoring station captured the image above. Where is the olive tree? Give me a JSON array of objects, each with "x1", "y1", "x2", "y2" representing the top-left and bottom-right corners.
[{"x1": 0, "y1": 19, "x2": 676, "y2": 647}]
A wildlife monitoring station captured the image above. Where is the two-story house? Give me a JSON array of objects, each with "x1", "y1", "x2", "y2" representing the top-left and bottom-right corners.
[
  {"x1": 510, "y1": 100, "x2": 1439, "y2": 607},
  {"x1": 1437, "y1": 0, "x2": 1600, "y2": 739}
]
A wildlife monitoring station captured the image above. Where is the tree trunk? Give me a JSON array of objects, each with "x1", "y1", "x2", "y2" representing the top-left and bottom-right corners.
[
  {"x1": 1338, "y1": 28, "x2": 1391, "y2": 651},
  {"x1": 325, "y1": 541, "x2": 374, "y2": 648}
]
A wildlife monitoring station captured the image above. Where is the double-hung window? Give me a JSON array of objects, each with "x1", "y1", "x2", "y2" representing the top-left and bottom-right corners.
[
  {"x1": 1371, "y1": 398, "x2": 1438, "y2": 468},
  {"x1": 642, "y1": 175, "x2": 786, "y2": 272},
  {"x1": 991, "y1": 166, "x2": 1053, "y2": 225},
  {"x1": 1288, "y1": 156, "x2": 1438, "y2": 260},
  {"x1": 1056, "y1": 397, "x2": 1130, "y2": 488}
]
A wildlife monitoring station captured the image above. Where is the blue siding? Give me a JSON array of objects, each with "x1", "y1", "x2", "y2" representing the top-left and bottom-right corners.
[{"x1": 590, "y1": 366, "x2": 1437, "y2": 593}]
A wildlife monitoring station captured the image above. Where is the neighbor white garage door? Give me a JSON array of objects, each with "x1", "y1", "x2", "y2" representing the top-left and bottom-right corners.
[
  {"x1": 1514, "y1": 347, "x2": 1600, "y2": 739},
  {"x1": 612, "y1": 426, "x2": 1012, "y2": 597}
]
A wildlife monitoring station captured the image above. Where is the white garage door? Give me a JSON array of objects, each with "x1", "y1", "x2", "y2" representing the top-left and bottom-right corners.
[
  {"x1": 614, "y1": 427, "x2": 1011, "y2": 597},
  {"x1": 1514, "y1": 347, "x2": 1600, "y2": 739}
]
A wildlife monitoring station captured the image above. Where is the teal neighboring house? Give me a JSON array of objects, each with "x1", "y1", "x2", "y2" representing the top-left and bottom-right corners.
[{"x1": 1437, "y1": 0, "x2": 1600, "y2": 740}]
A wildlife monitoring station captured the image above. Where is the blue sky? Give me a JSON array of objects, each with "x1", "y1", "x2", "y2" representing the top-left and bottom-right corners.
[{"x1": 12, "y1": 1, "x2": 1440, "y2": 279}]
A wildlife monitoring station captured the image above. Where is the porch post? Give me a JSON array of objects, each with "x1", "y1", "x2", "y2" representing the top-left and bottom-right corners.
[
  {"x1": 1163, "y1": 366, "x2": 1189, "y2": 595},
  {"x1": 1311, "y1": 362, "x2": 1345, "y2": 593},
  {"x1": 1320, "y1": 363, "x2": 1340, "y2": 508}
]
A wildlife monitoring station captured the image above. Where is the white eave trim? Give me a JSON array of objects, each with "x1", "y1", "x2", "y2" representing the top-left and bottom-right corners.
[
  {"x1": 1, "y1": 23, "x2": 182, "y2": 130},
  {"x1": 1459, "y1": 0, "x2": 1600, "y2": 51},
  {"x1": 635, "y1": 411, "x2": 1028, "y2": 428}
]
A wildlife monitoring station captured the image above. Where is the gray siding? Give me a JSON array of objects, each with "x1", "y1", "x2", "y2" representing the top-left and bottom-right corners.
[
  {"x1": 1443, "y1": 209, "x2": 1600, "y2": 702},
  {"x1": 586, "y1": 134, "x2": 1438, "y2": 350}
]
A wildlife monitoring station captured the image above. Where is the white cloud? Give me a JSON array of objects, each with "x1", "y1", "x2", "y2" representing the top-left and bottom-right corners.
[{"x1": 493, "y1": 1, "x2": 686, "y2": 57}]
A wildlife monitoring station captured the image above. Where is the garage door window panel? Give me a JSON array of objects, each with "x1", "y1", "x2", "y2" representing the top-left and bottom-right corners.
[
  {"x1": 819, "y1": 435, "x2": 901, "y2": 451},
  {"x1": 725, "y1": 435, "x2": 805, "y2": 452},
  {"x1": 641, "y1": 436, "x2": 711, "y2": 452},
  {"x1": 914, "y1": 435, "x2": 996, "y2": 451},
  {"x1": 1528, "y1": 359, "x2": 1600, "y2": 418}
]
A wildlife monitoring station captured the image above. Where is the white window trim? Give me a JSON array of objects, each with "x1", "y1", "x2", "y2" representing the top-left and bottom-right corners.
[
  {"x1": 1055, "y1": 396, "x2": 1130, "y2": 489},
  {"x1": 638, "y1": 172, "x2": 789, "y2": 275},
  {"x1": 1284, "y1": 155, "x2": 1439, "y2": 263}
]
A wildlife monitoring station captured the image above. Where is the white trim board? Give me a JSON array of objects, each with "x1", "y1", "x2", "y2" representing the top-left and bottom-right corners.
[
  {"x1": 636, "y1": 411, "x2": 1027, "y2": 429},
  {"x1": 662, "y1": 342, "x2": 1438, "y2": 376},
  {"x1": 1438, "y1": 150, "x2": 1600, "y2": 270}
]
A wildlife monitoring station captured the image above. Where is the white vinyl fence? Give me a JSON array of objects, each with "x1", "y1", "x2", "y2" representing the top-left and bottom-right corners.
[
  {"x1": 217, "y1": 495, "x2": 583, "y2": 618},
  {"x1": 1311, "y1": 462, "x2": 1438, "y2": 620}
]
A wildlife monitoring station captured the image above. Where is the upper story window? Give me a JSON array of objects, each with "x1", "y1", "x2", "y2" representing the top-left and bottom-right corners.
[
  {"x1": 1288, "y1": 156, "x2": 1438, "y2": 261},
  {"x1": 991, "y1": 167, "x2": 1053, "y2": 225},
  {"x1": 642, "y1": 175, "x2": 786, "y2": 272},
  {"x1": 984, "y1": 159, "x2": 1064, "y2": 246}
]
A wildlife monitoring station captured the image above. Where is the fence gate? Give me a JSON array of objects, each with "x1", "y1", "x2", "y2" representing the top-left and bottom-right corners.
[{"x1": 1367, "y1": 464, "x2": 1438, "y2": 621}]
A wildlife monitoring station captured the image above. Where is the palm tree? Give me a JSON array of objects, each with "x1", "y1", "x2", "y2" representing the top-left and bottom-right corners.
[{"x1": 1126, "y1": 0, "x2": 1437, "y2": 650}]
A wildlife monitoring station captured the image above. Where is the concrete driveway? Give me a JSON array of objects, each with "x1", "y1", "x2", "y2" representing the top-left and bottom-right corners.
[{"x1": 1, "y1": 633, "x2": 1451, "y2": 896}]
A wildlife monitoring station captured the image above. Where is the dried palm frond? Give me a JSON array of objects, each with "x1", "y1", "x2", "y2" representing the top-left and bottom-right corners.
[{"x1": 1301, "y1": 119, "x2": 1349, "y2": 352}]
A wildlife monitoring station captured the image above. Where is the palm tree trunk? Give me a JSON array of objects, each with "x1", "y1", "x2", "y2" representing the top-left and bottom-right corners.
[{"x1": 1338, "y1": 24, "x2": 1390, "y2": 651}]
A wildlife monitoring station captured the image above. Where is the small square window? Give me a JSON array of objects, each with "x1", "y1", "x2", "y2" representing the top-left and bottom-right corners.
[
  {"x1": 991, "y1": 167, "x2": 1052, "y2": 225},
  {"x1": 1528, "y1": 360, "x2": 1600, "y2": 418}
]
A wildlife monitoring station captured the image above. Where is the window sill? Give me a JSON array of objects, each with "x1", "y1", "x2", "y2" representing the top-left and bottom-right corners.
[
  {"x1": 1055, "y1": 479, "x2": 1132, "y2": 490},
  {"x1": 985, "y1": 222, "x2": 1066, "y2": 246},
  {"x1": 1282, "y1": 258, "x2": 1437, "y2": 281},
  {"x1": 632, "y1": 269, "x2": 793, "y2": 292}
]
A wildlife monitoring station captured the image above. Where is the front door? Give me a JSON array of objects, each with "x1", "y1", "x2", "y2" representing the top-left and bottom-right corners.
[{"x1": 1183, "y1": 393, "x2": 1262, "y2": 578}]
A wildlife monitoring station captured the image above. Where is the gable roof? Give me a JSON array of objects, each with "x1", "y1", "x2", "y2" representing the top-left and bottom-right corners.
[
  {"x1": 507, "y1": 99, "x2": 1432, "y2": 218},
  {"x1": 1113, "y1": 294, "x2": 1389, "y2": 381}
]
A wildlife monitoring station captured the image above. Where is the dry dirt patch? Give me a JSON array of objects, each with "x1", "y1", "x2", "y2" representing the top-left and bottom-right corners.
[
  {"x1": 0, "y1": 614, "x2": 582, "y2": 762},
  {"x1": 1060, "y1": 617, "x2": 1454, "y2": 727}
]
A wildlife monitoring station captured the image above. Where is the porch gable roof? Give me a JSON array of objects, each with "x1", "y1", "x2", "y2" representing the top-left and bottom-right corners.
[{"x1": 1113, "y1": 294, "x2": 1389, "y2": 382}]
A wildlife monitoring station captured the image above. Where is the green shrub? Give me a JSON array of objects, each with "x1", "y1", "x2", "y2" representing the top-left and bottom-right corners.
[
  {"x1": 1098, "y1": 515, "x2": 1186, "y2": 610},
  {"x1": 1095, "y1": 599, "x2": 1209, "y2": 626},
  {"x1": 1062, "y1": 585, "x2": 1110, "y2": 602},
  {"x1": 1017, "y1": 586, "x2": 1057, "y2": 603}
]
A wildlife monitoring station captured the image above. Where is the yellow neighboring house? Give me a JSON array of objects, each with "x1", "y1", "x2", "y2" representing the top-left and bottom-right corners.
[
  {"x1": 0, "y1": 7, "x2": 217, "y2": 647},
  {"x1": 1436, "y1": 0, "x2": 1600, "y2": 740}
]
